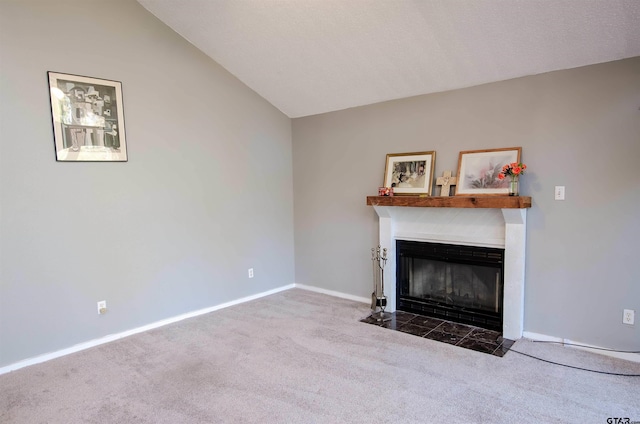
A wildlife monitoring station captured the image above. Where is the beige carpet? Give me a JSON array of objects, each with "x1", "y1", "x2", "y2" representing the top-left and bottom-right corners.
[{"x1": 1, "y1": 289, "x2": 639, "y2": 423}]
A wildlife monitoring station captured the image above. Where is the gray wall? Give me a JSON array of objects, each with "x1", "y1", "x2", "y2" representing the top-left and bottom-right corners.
[
  {"x1": 1, "y1": 0, "x2": 637, "y2": 368},
  {"x1": 293, "y1": 58, "x2": 640, "y2": 350},
  {"x1": 0, "y1": 0, "x2": 294, "y2": 367}
]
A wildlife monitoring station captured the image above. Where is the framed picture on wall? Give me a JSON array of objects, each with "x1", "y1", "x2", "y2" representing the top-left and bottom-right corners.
[
  {"x1": 455, "y1": 147, "x2": 521, "y2": 196},
  {"x1": 47, "y1": 72, "x2": 128, "y2": 162},
  {"x1": 383, "y1": 151, "x2": 436, "y2": 196}
]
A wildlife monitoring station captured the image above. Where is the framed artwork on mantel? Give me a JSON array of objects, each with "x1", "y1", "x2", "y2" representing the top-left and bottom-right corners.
[
  {"x1": 455, "y1": 147, "x2": 521, "y2": 196},
  {"x1": 47, "y1": 71, "x2": 128, "y2": 162},
  {"x1": 383, "y1": 151, "x2": 436, "y2": 196}
]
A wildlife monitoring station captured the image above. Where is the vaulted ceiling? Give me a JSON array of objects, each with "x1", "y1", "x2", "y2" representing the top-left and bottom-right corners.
[{"x1": 137, "y1": 0, "x2": 640, "y2": 118}]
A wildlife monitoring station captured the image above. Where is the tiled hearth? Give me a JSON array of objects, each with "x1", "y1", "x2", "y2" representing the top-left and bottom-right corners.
[{"x1": 361, "y1": 311, "x2": 515, "y2": 357}]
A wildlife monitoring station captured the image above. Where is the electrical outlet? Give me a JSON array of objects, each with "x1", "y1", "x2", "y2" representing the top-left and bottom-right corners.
[
  {"x1": 248, "y1": 268, "x2": 254, "y2": 278},
  {"x1": 554, "y1": 186, "x2": 565, "y2": 200},
  {"x1": 623, "y1": 309, "x2": 635, "y2": 325},
  {"x1": 97, "y1": 301, "x2": 107, "y2": 315}
]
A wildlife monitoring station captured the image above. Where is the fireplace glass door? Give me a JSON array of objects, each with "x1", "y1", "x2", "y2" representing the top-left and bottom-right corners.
[{"x1": 396, "y1": 240, "x2": 504, "y2": 331}]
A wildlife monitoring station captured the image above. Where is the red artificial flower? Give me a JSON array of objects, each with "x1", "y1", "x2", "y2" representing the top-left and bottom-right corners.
[{"x1": 499, "y1": 161, "x2": 528, "y2": 179}]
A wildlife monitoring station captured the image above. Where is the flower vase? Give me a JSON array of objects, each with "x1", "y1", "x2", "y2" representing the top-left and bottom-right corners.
[{"x1": 509, "y1": 177, "x2": 519, "y2": 196}]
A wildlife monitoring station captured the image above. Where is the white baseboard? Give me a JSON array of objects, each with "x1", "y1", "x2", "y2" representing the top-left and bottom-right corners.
[
  {"x1": 522, "y1": 331, "x2": 563, "y2": 343},
  {"x1": 294, "y1": 284, "x2": 370, "y2": 304},
  {"x1": 523, "y1": 331, "x2": 640, "y2": 363},
  {"x1": 9, "y1": 285, "x2": 634, "y2": 375},
  {"x1": 0, "y1": 284, "x2": 295, "y2": 375}
]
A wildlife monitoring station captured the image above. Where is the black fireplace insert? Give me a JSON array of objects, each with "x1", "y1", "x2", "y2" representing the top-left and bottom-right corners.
[{"x1": 396, "y1": 240, "x2": 504, "y2": 332}]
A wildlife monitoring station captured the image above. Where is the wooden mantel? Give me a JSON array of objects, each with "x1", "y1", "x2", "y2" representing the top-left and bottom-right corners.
[{"x1": 366, "y1": 195, "x2": 532, "y2": 209}]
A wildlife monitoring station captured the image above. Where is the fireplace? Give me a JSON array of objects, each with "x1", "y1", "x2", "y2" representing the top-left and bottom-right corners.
[
  {"x1": 367, "y1": 195, "x2": 530, "y2": 340},
  {"x1": 396, "y1": 240, "x2": 504, "y2": 331}
]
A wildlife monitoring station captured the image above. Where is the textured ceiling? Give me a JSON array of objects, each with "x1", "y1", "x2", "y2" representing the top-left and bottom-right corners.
[{"x1": 137, "y1": 0, "x2": 640, "y2": 118}]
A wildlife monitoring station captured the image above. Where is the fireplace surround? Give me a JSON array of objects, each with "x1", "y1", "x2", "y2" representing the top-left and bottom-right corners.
[{"x1": 367, "y1": 196, "x2": 530, "y2": 340}]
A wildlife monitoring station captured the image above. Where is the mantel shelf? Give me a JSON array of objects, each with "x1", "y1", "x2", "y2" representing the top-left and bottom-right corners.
[{"x1": 366, "y1": 195, "x2": 532, "y2": 209}]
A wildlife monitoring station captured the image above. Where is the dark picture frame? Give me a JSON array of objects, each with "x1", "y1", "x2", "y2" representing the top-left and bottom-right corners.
[{"x1": 47, "y1": 72, "x2": 127, "y2": 162}]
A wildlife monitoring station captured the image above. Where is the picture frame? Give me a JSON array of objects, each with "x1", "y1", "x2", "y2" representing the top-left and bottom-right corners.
[
  {"x1": 455, "y1": 147, "x2": 521, "y2": 196},
  {"x1": 47, "y1": 72, "x2": 127, "y2": 162},
  {"x1": 383, "y1": 151, "x2": 436, "y2": 196}
]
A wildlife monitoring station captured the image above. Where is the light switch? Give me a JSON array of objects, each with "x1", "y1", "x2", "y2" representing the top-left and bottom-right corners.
[{"x1": 555, "y1": 186, "x2": 565, "y2": 200}]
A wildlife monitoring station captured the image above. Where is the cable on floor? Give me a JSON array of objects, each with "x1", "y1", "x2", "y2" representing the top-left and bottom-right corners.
[
  {"x1": 505, "y1": 342, "x2": 640, "y2": 377},
  {"x1": 531, "y1": 339, "x2": 640, "y2": 353}
]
